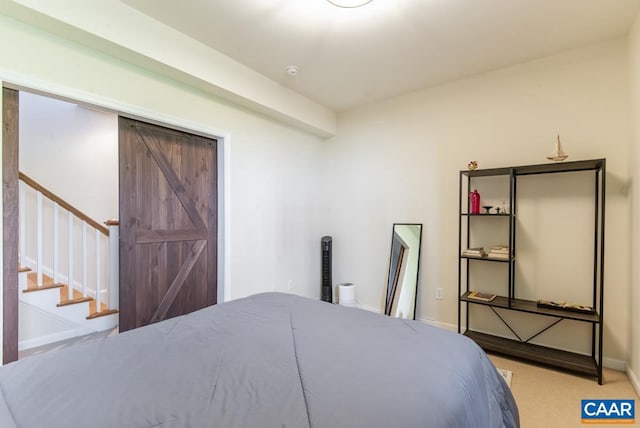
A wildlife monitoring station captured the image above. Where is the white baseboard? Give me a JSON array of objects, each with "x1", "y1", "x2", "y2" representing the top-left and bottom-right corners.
[
  {"x1": 355, "y1": 302, "x2": 381, "y2": 313},
  {"x1": 626, "y1": 366, "x2": 640, "y2": 396},
  {"x1": 603, "y1": 357, "x2": 626, "y2": 372},
  {"x1": 419, "y1": 317, "x2": 458, "y2": 332}
]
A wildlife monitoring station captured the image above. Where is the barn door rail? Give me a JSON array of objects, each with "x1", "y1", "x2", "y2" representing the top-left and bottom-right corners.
[{"x1": 18, "y1": 172, "x2": 119, "y2": 313}]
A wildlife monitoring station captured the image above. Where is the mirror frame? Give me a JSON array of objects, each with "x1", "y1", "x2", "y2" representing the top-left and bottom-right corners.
[{"x1": 384, "y1": 223, "x2": 423, "y2": 320}]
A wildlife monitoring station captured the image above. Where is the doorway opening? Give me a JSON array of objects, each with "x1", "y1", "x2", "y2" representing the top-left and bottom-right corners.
[
  {"x1": 3, "y1": 86, "x2": 224, "y2": 363},
  {"x1": 18, "y1": 91, "x2": 119, "y2": 357}
]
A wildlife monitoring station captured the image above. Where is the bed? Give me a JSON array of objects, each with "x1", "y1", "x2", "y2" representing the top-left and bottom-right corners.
[{"x1": 0, "y1": 292, "x2": 519, "y2": 427}]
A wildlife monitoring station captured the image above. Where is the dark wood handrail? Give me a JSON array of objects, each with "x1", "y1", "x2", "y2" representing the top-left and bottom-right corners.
[{"x1": 19, "y1": 172, "x2": 109, "y2": 236}]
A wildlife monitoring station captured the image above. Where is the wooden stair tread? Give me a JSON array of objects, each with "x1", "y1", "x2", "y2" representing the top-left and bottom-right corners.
[
  {"x1": 25, "y1": 270, "x2": 118, "y2": 320},
  {"x1": 23, "y1": 283, "x2": 64, "y2": 292},
  {"x1": 59, "y1": 285, "x2": 85, "y2": 301},
  {"x1": 27, "y1": 271, "x2": 45, "y2": 281},
  {"x1": 57, "y1": 296, "x2": 93, "y2": 307},
  {"x1": 24, "y1": 271, "x2": 64, "y2": 292},
  {"x1": 18, "y1": 266, "x2": 31, "y2": 273},
  {"x1": 86, "y1": 309, "x2": 119, "y2": 320},
  {"x1": 89, "y1": 299, "x2": 112, "y2": 314}
]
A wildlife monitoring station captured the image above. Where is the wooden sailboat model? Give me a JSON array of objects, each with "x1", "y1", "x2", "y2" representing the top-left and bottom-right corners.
[{"x1": 546, "y1": 134, "x2": 568, "y2": 161}]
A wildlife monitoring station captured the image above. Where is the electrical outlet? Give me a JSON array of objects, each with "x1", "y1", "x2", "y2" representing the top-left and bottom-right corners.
[{"x1": 435, "y1": 288, "x2": 443, "y2": 300}]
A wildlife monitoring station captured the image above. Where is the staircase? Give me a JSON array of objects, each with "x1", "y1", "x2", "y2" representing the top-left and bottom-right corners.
[
  {"x1": 19, "y1": 173, "x2": 119, "y2": 350},
  {"x1": 20, "y1": 270, "x2": 118, "y2": 326}
]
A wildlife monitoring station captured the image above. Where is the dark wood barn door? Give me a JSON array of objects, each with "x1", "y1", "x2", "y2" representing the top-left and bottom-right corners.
[{"x1": 119, "y1": 117, "x2": 217, "y2": 332}]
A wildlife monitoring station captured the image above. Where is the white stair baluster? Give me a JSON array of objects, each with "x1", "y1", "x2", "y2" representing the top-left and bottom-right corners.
[
  {"x1": 19, "y1": 180, "x2": 25, "y2": 267},
  {"x1": 82, "y1": 221, "x2": 87, "y2": 298},
  {"x1": 36, "y1": 191, "x2": 43, "y2": 286},
  {"x1": 107, "y1": 222, "x2": 119, "y2": 310},
  {"x1": 19, "y1": 174, "x2": 119, "y2": 334},
  {"x1": 53, "y1": 202, "x2": 59, "y2": 284},
  {"x1": 68, "y1": 212, "x2": 74, "y2": 301},
  {"x1": 95, "y1": 229, "x2": 102, "y2": 313}
]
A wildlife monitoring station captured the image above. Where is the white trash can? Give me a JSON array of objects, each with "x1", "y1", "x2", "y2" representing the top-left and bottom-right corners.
[{"x1": 338, "y1": 283, "x2": 356, "y2": 307}]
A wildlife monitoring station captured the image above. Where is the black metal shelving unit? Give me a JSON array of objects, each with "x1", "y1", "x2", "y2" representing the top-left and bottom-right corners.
[{"x1": 457, "y1": 159, "x2": 605, "y2": 384}]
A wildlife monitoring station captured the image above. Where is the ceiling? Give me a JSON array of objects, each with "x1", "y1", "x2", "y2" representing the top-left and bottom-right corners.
[{"x1": 120, "y1": 0, "x2": 639, "y2": 112}]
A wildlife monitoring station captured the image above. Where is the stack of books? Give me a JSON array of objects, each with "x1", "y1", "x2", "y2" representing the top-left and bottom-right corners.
[
  {"x1": 462, "y1": 247, "x2": 486, "y2": 257},
  {"x1": 488, "y1": 245, "x2": 510, "y2": 260}
]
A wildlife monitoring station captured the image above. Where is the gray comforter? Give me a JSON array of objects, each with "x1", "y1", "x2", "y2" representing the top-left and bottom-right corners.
[{"x1": 0, "y1": 292, "x2": 518, "y2": 427}]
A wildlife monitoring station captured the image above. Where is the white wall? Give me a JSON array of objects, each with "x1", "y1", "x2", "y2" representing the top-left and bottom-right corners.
[
  {"x1": 628, "y1": 9, "x2": 640, "y2": 386},
  {"x1": 324, "y1": 39, "x2": 631, "y2": 364},
  {"x1": 0, "y1": 11, "x2": 326, "y2": 361},
  {"x1": 19, "y1": 92, "x2": 118, "y2": 224}
]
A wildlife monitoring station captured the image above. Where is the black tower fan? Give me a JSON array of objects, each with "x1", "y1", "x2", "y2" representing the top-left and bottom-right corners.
[{"x1": 321, "y1": 236, "x2": 332, "y2": 302}]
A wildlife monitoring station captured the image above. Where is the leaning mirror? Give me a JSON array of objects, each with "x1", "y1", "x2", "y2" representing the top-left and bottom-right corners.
[{"x1": 385, "y1": 223, "x2": 422, "y2": 319}]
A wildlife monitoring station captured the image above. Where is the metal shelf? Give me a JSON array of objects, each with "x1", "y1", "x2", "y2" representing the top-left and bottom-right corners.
[
  {"x1": 460, "y1": 291, "x2": 600, "y2": 323},
  {"x1": 464, "y1": 331, "x2": 598, "y2": 377},
  {"x1": 460, "y1": 213, "x2": 511, "y2": 217},
  {"x1": 458, "y1": 159, "x2": 605, "y2": 384},
  {"x1": 460, "y1": 255, "x2": 512, "y2": 263}
]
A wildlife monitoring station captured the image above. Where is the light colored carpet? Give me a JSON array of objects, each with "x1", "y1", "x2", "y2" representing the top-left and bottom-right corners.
[{"x1": 489, "y1": 354, "x2": 639, "y2": 428}]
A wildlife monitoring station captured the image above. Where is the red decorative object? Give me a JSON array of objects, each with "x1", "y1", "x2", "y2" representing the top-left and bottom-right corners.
[{"x1": 469, "y1": 189, "x2": 480, "y2": 214}]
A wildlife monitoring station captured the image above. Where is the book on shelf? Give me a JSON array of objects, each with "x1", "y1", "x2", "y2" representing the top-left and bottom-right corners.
[
  {"x1": 467, "y1": 291, "x2": 497, "y2": 302},
  {"x1": 462, "y1": 247, "x2": 486, "y2": 257},
  {"x1": 488, "y1": 245, "x2": 510, "y2": 259},
  {"x1": 488, "y1": 252, "x2": 510, "y2": 259}
]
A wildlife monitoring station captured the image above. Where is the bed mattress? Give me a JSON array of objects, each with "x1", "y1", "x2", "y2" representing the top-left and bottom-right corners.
[{"x1": 0, "y1": 292, "x2": 518, "y2": 427}]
